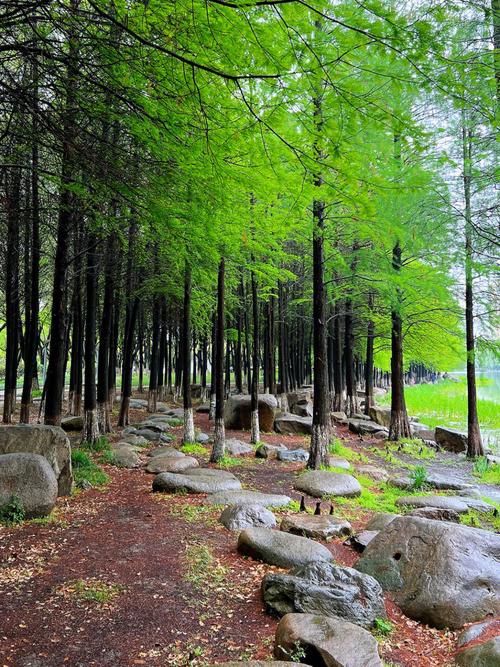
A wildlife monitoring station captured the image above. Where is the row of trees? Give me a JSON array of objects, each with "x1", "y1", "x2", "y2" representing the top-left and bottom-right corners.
[{"x1": 1, "y1": 1, "x2": 498, "y2": 464}]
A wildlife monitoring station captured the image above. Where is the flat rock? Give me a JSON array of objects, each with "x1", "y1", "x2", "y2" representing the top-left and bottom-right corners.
[
  {"x1": 159, "y1": 433, "x2": 174, "y2": 443},
  {"x1": 263, "y1": 561, "x2": 386, "y2": 628},
  {"x1": 120, "y1": 434, "x2": 149, "y2": 447},
  {"x1": 456, "y1": 637, "x2": 500, "y2": 666},
  {"x1": 408, "y1": 507, "x2": 460, "y2": 523},
  {"x1": 0, "y1": 452, "x2": 58, "y2": 518},
  {"x1": 129, "y1": 399, "x2": 147, "y2": 409},
  {"x1": 148, "y1": 446, "x2": 185, "y2": 458},
  {"x1": 196, "y1": 404, "x2": 210, "y2": 414},
  {"x1": 134, "y1": 428, "x2": 160, "y2": 441},
  {"x1": 346, "y1": 530, "x2": 379, "y2": 552},
  {"x1": 145, "y1": 455, "x2": 198, "y2": 474},
  {"x1": 453, "y1": 496, "x2": 496, "y2": 513},
  {"x1": 295, "y1": 471, "x2": 361, "y2": 498},
  {"x1": 457, "y1": 618, "x2": 500, "y2": 648},
  {"x1": 331, "y1": 411, "x2": 347, "y2": 422},
  {"x1": 356, "y1": 516, "x2": 500, "y2": 629},
  {"x1": 389, "y1": 473, "x2": 470, "y2": 491},
  {"x1": 139, "y1": 421, "x2": 170, "y2": 433},
  {"x1": 328, "y1": 457, "x2": 350, "y2": 470},
  {"x1": 365, "y1": 513, "x2": 400, "y2": 531},
  {"x1": 152, "y1": 468, "x2": 241, "y2": 494},
  {"x1": 274, "y1": 413, "x2": 313, "y2": 435},
  {"x1": 278, "y1": 448, "x2": 309, "y2": 462},
  {"x1": 226, "y1": 438, "x2": 253, "y2": 456},
  {"x1": 274, "y1": 613, "x2": 382, "y2": 667},
  {"x1": 280, "y1": 514, "x2": 351, "y2": 540},
  {"x1": 348, "y1": 419, "x2": 387, "y2": 436},
  {"x1": 255, "y1": 443, "x2": 287, "y2": 459},
  {"x1": 435, "y1": 426, "x2": 467, "y2": 453},
  {"x1": 207, "y1": 489, "x2": 291, "y2": 507},
  {"x1": 238, "y1": 527, "x2": 333, "y2": 568},
  {"x1": 395, "y1": 494, "x2": 470, "y2": 513},
  {"x1": 219, "y1": 503, "x2": 277, "y2": 530},
  {"x1": 109, "y1": 445, "x2": 140, "y2": 468},
  {"x1": 357, "y1": 465, "x2": 389, "y2": 482},
  {"x1": 61, "y1": 415, "x2": 84, "y2": 431}
]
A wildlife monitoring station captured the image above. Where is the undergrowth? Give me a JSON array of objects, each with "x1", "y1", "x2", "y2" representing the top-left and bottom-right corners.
[
  {"x1": 180, "y1": 443, "x2": 207, "y2": 456},
  {"x1": 0, "y1": 495, "x2": 25, "y2": 525},
  {"x1": 329, "y1": 438, "x2": 369, "y2": 463},
  {"x1": 71, "y1": 449, "x2": 110, "y2": 488}
]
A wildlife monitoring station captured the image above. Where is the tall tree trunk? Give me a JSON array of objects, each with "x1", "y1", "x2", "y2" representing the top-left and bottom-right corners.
[
  {"x1": 308, "y1": 85, "x2": 330, "y2": 468},
  {"x1": 182, "y1": 261, "x2": 195, "y2": 443},
  {"x1": 3, "y1": 169, "x2": 21, "y2": 423},
  {"x1": 250, "y1": 262, "x2": 260, "y2": 444},
  {"x1": 211, "y1": 257, "x2": 226, "y2": 461},
  {"x1": 209, "y1": 312, "x2": 217, "y2": 420},
  {"x1": 148, "y1": 296, "x2": 160, "y2": 413},
  {"x1": 344, "y1": 297, "x2": 358, "y2": 416},
  {"x1": 97, "y1": 235, "x2": 115, "y2": 432},
  {"x1": 388, "y1": 241, "x2": 411, "y2": 440},
  {"x1": 462, "y1": 118, "x2": 484, "y2": 457},
  {"x1": 158, "y1": 298, "x2": 167, "y2": 400},
  {"x1": 364, "y1": 293, "x2": 375, "y2": 416},
  {"x1": 83, "y1": 233, "x2": 99, "y2": 443}
]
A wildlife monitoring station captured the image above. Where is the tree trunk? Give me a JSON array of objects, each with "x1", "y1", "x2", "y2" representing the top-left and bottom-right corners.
[
  {"x1": 182, "y1": 261, "x2": 195, "y2": 443},
  {"x1": 83, "y1": 233, "x2": 100, "y2": 444},
  {"x1": 250, "y1": 262, "x2": 260, "y2": 444},
  {"x1": 364, "y1": 294, "x2": 375, "y2": 416},
  {"x1": 97, "y1": 235, "x2": 116, "y2": 432},
  {"x1": 211, "y1": 257, "x2": 226, "y2": 461}
]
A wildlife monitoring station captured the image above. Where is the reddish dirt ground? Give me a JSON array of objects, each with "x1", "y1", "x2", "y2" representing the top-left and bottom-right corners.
[{"x1": 0, "y1": 404, "x2": 462, "y2": 666}]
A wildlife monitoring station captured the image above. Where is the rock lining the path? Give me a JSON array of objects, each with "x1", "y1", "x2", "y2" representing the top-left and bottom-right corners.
[
  {"x1": 274, "y1": 413, "x2": 313, "y2": 435},
  {"x1": 226, "y1": 438, "x2": 254, "y2": 456},
  {"x1": 262, "y1": 561, "x2": 386, "y2": 629},
  {"x1": 145, "y1": 455, "x2": 198, "y2": 474},
  {"x1": 274, "y1": 613, "x2": 382, "y2": 667},
  {"x1": 255, "y1": 443, "x2": 287, "y2": 459},
  {"x1": 364, "y1": 513, "x2": 400, "y2": 531},
  {"x1": 152, "y1": 468, "x2": 241, "y2": 494},
  {"x1": 219, "y1": 503, "x2": 277, "y2": 530},
  {"x1": 148, "y1": 446, "x2": 185, "y2": 458},
  {"x1": 277, "y1": 448, "x2": 309, "y2": 462},
  {"x1": 435, "y1": 426, "x2": 467, "y2": 453},
  {"x1": 395, "y1": 495, "x2": 470, "y2": 513},
  {"x1": 408, "y1": 507, "x2": 460, "y2": 522},
  {"x1": 389, "y1": 473, "x2": 471, "y2": 491},
  {"x1": 0, "y1": 452, "x2": 58, "y2": 518},
  {"x1": 237, "y1": 527, "x2": 333, "y2": 568},
  {"x1": 356, "y1": 465, "x2": 389, "y2": 482},
  {"x1": 356, "y1": 515, "x2": 500, "y2": 629},
  {"x1": 207, "y1": 489, "x2": 291, "y2": 507},
  {"x1": 294, "y1": 470, "x2": 361, "y2": 498},
  {"x1": 280, "y1": 514, "x2": 351, "y2": 540}
]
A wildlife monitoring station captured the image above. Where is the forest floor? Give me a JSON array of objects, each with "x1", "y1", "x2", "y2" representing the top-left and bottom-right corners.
[{"x1": 1, "y1": 402, "x2": 498, "y2": 667}]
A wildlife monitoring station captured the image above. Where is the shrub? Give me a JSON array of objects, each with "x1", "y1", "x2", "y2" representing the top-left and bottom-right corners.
[{"x1": 0, "y1": 495, "x2": 25, "y2": 525}]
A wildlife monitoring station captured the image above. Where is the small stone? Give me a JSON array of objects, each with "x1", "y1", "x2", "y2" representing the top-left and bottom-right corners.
[
  {"x1": 357, "y1": 465, "x2": 389, "y2": 482},
  {"x1": 226, "y1": 438, "x2": 253, "y2": 456},
  {"x1": 280, "y1": 514, "x2": 351, "y2": 540},
  {"x1": 255, "y1": 443, "x2": 286, "y2": 459},
  {"x1": 328, "y1": 457, "x2": 350, "y2": 470},
  {"x1": 346, "y1": 530, "x2": 379, "y2": 552},
  {"x1": 277, "y1": 448, "x2": 309, "y2": 462},
  {"x1": 219, "y1": 503, "x2": 276, "y2": 530},
  {"x1": 196, "y1": 432, "x2": 210, "y2": 443}
]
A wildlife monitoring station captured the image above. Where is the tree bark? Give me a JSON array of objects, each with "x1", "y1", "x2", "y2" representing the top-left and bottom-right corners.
[
  {"x1": 211, "y1": 257, "x2": 226, "y2": 461},
  {"x1": 250, "y1": 260, "x2": 260, "y2": 444},
  {"x1": 83, "y1": 233, "x2": 100, "y2": 443},
  {"x1": 182, "y1": 261, "x2": 195, "y2": 443}
]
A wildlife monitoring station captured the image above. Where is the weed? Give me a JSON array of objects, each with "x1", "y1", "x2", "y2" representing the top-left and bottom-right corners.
[
  {"x1": 168, "y1": 503, "x2": 217, "y2": 525},
  {"x1": 329, "y1": 438, "x2": 369, "y2": 463},
  {"x1": 373, "y1": 618, "x2": 394, "y2": 637},
  {"x1": 59, "y1": 578, "x2": 122, "y2": 604},
  {"x1": 396, "y1": 439, "x2": 436, "y2": 460},
  {"x1": 180, "y1": 443, "x2": 207, "y2": 456},
  {"x1": 183, "y1": 544, "x2": 228, "y2": 590},
  {"x1": 98, "y1": 450, "x2": 118, "y2": 465},
  {"x1": 473, "y1": 459, "x2": 500, "y2": 485},
  {"x1": 277, "y1": 640, "x2": 307, "y2": 662},
  {"x1": 409, "y1": 465, "x2": 428, "y2": 490},
  {"x1": 217, "y1": 456, "x2": 242, "y2": 468},
  {"x1": 0, "y1": 495, "x2": 25, "y2": 526},
  {"x1": 81, "y1": 436, "x2": 111, "y2": 453},
  {"x1": 331, "y1": 480, "x2": 426, "y2": 515}
]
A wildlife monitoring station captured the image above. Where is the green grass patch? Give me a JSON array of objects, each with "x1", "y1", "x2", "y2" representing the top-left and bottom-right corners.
[
  {"x1": 80, "y1": 436, "x2": 111, "y2": 453},
  {"x1": 71, "y1": 449, "x2": 110, "y2": 488},
  {"x1": 373, "y1": 618, "x2": 394, "y2": 637},
  {"x1": 331, "y1": 478, "x2": 427, "y2": 516},
  {"x1": 0, "y1": 495, "x2": 25, "y2": 526},
  {"x1": 329, "y1": 438, "x2": 369, "y2": 463},
  {"x1": 168, "y1": 503, "x2": 217, "y2": 525},
  {"x1": 473, "y1": 458, "x2": 500, "y2": 485},
  {"x1": 183, "y1": 544, "x2": 228, "y2": 590},
  {"x1": 59, "y1": 578, "x2": 123, "y2": 604},
  {"x1": 180, "y1": 443, "x2": 207, "y2": 456},
  {"x1": 216, "y1": 456, "x2": 243, "y2": 468},
  {"x1": 460, "y1": 508, "x2": 500, "y2": 532},
  {"x1": 409, "y1": 465, "x2": 429, "y2": 490},
  {"x1": 395, "y1": 439, "x2": 436, "y2": 459}
]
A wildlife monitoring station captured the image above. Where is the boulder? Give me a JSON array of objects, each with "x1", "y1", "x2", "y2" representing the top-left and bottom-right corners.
[
  {"x1": 395, "y1": 495, "x2": 470, "y2": 513},
  {"x1": 148, "y1": 446, "x2": 185, "y2": 458},
  {"x1": 277, "y1": 448, "x2": 309, "y2": 463},
  {"x1": 274, "y1": 614, "x2": 382, "y2": 667},
  {"x1": 435, "y1": 426, "x2": 467, "y2": 453},
  {"x1": 410, "y1": 422, "x2": 435, "y2": 439},
  {"x1": 207, "y1": 489, "x2": 291, "y2": 507},
  {"x1": 152, "y1": 468, "x2": 241, "y2": 494},
  {"x1": 368, "y1": 406, "x2": 391, "y2": 428},
  {"x1": 145, "y1": 455, "x2": 198, "y2": 474},
  {"x1": 134, "y1": 428, "x2": 160, "y2": 442},
  {"x1": 457, "y1": 618, "x2": 500, "y2": 648},
  {"x1": 109, "y1": 445, "x2": 140, "y2": 468},
  {"x1": 280, "y1": 514, "x2": 351, "y2": 540},
  {"x1": 255, "y1": 443, "x2": 287, "y2": 459},
  {"x1": 389, "y1": 473, "x2": 471, "y2": 491},
  {"x1": 356, "y1": 516, "x2": 500, "y2": 629},
  {"x1": 364, "y1": 513, "x2": 400, "y2": 531},
  {"x1": 295, "y1": 471, "x2": 361, "y2": 498},
  {"x1": 224, "y1": 394, "x2": 277, "y2": 432},
  {"x1": 0, "y1": 424, "x2": 72, "y2": 495},
  {"x1": 274, "y1": 413, "x2": 313, "y2": 435},
  {"x1": 0, "y1": 452, "x2": 58, "y2": 518},
  {"x1": 356, "y1": 465, "x2": 389, "y2": 482},
  {"x1": 453, "y1": 496, "x2": 496, "y2": 513},
  {"x1": 226, "y1": 438, "x2": 253, "y2": 456},
  {"x1": 129, "y1": 398, "x2": 147, "y2": 409},
  {"x1": 373, "y1": 431, "x2": 389, "y2": 440},
  {"x1": 287, "y1": 389, "x2": 313, "y2": 412},
  {"x1": 408, "y1": 507, "x2": 460, "y2": 523},
  {"x1": 61, "y1": 415, "x2": 84, "y2": 431},
  {"x1": 139, "y1": 421, "x2": 170, "y2": 433},
  {"x1": 331, "y1": 411, "x2": 347, "y2": 423},
  {"x1": 196, "y1": 432, "x2": 210, "y2": 443},
  {"x1": 219, "y1": 503, "x2": 277, "y2": 530},
  {"x1": 120, "y1": 434, "x2": 148, "y2": 447},
  {"x1": 159, "y1": 433, "x2": 174, "y2": 443},
  {"x1": 348, "y1": 419, "x2": 388, "y2": 436},
  {"x1": 328, "y1": 457, "x2": 350, "y2": 471},
  {"x1": 237, "y1": 527, "x2": 333, "y2": 568},
  {"x1": 345, "y1": 530, "x2": 379, "y2": 552},
  {"x1": 456, "y1": 637, "x2": 500, "y2": 666},
  {"x1": 263, "y1": 561, "x2": 386, "y2": 628},
  {"x1": 196, "y1": 404, "x2": 210, "y2": 414}
]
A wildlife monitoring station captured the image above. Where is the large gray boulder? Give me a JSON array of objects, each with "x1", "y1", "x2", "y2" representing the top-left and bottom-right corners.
[
  {"x1": 0, "y1": 424, "x2": 72, "y2": 495},
  {"x1": 61, "y1": 415, "x2": 84, "y2": 431},
  {"x1": 263, "y1": 561, "x2": 386, "y2": 628},
  {"x1": 237, "y1": 527, "x2": 333, "y2": 568},
  {"x1": 225, "y1": 438, "x2": 253, "y2": 456},
  {"x1": 356, "y1": 516, "x2": 500, "y2": 629},
  {"x1": 109, "y1": 444, "x2": 140, "y2": 468},
  {"x1": 207, "y1": 489, "x2": 291, "y2": 507},
  {"x1": 456, "y1": 637, "x2": 500, "y2": 666},
  {"x1": 274, "y1": 613, "x2": 382, "y2": 667},
  {"x1": 152, "y1": 468, "x2": 241, "y2": 494},
  {"x1": 348, "y1": 419, "x2": 388, "y2": 437},
  {"x1": 0, "y1": 452, "x2": 58, "y2": 518},
  {"x1": 280, "y1": 514, "x2": 351, "y2": 540},
  {"x1": 219, "y1": 503, "x2": 277, "y2": 530},
  {"x1": 145, "y1": 455, "x2": 198, "y2": 474},
  {"x1": 294, "y1": 471, "x2": 361, "y2": 498},
  {"x1": 277, "y1": 448, "x2": 309, "y2": 462},
  {"x1": 224, "y1": 394, "x2": 277, "y2": 432},
  {"x1": 435, "y1": 426, "x2": 467, "y2": 453},
  {"x1": 255, "y1": 443, "x2": 287, "y2": 459},
  {"x1": 368, "y1": 406, "x2": 391, "y2": 428},
  {"x1": 274, "y1": 413, "x2": 312, "y2": 435},
  {"x1": 134, "y1": 428, "x2": 160, "y2": 442},
  {"x1": 395, "y1": 495, "x2": 470, "y2": 513}
]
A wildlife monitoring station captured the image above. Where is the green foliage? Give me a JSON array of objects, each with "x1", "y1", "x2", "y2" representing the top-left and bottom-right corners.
[
  {"x1": 180, "y1": 443, "x2": 207, "y2": 456},
  {"x1": 396, "y1": 440, "x2": 436, "y2": 460},
  {"x1": 473, "y1": 459, "x2": 500, "y2": 485},
  {"x1": 373, "y1": 618, "x2": 394, "y2": 637},
  {"x1": 409, "y1": 466, "x2": 428, "y2": 490},
  {"x1": 329, "y1": 438, "x2": 369, "y2": 464},
  {"x1": 71, "y1": 449, "x2": 110, "y2": 488},
  {"x1": 183, "y1": 544, "x2": 228, "y2": 590},
  {"x1": 81, "y1": 436, "x2": 111, "y2": 454},
  {"x1": 277, "y1": 640, "x2": 307, "y2": 663},
  {"x1": 0, "y1": 495, "x2": 25, "y2": 526}
]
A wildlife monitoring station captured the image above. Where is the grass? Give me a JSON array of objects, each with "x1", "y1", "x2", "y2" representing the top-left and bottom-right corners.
[
  {"x1": 80, "y1": 436, "x2": 111, "y2": 453},
  {"x1": 473, "y1": 458, "x2": 500, "y2": 485},
  {"x1": 59, "y1": 578, "x2": 123, "y2": 605},
  {"x1": 329, "y1": 437, "x2": 369, "y2": 463},
  {"x1": 331, "y1": 478, "x2": 428, "y2": 516},
  {"x1": 180, "y1": 443, "x2": 207, "y2": 456},
  {"x1": 167, "y1": 503, "x2": 217, "y2": 525},
  {"x1": 409, "y1": 465, "x2": 428, "y2": 490},
  {"x1": 183, "y1": 544, "x2": 228, "y2": 591},
  {"x1": 71, "y1": 449, "x2": 110, "y2": 488},
  {"x1": 373, "y1": 618, "x2": 394, "y2": 637},
  {"x1": 378, "y1": 377, "x2": 499, "y2": 431},
  {"x1": 216, "y1": 455, "x2": 243, "y2": 468},
  {"x1": 395, "y1": 439, "x2": 436, "y2": 459},
  {"x1": 460, "y1": 508, "x2": 500, "y2": 532}
]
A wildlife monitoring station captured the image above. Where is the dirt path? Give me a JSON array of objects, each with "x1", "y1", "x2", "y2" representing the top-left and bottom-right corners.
[{"x1": 0, "y1": 409, "x2": 464, "y2": 666}]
